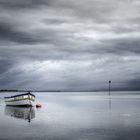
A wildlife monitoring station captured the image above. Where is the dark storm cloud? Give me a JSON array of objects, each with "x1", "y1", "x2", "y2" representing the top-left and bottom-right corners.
[
  {"x1": 111, "y1": 40, "x2": 140, "y2": 54},
  {"x1": 97, "y1": 39, "x2": 140, "y2": 55},
  {"x1": 0, "y1": 0, "x2": 140, "y2": 90},
  {"x1": 0, "y1": 0, "x2": 51, "y2": 9},
  {"x1": 0, "y1": 22, "x2": 45, "y2": 44},
  {"x1": 126, "y1": 78, "x2": 140, "y2": 91},
  {"x1": 0, "y1": 59, "x2": 13, "y2": 74}
]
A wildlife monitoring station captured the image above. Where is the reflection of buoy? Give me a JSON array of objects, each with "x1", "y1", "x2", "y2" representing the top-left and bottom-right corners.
[{"x1": 36, "y1": 104, "x2": 42, "y2": 108}]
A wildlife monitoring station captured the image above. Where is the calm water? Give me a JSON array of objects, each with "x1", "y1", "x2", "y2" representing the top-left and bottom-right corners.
[{"x1": 0, "y1": 91, "x2": 140, "y2": 140}]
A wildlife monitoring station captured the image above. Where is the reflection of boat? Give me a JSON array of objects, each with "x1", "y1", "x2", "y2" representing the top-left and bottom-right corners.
[
  {"x1": 5, "y1": 106, "x2": 35, "y2": 122},
  {"x1": 4, "y1": 92, "x2": 35, "y2": 106}
]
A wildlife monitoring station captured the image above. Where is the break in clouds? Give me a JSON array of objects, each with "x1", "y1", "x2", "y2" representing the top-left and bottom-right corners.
[{"x1": 0, "y1": 0, "x2": 140, "y2": 91}]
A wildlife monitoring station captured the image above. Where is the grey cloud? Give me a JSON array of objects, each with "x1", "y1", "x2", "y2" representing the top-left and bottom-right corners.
[
  {"x1": 104, "y1": 39, "x2": 140, "y2": 54},
  {"x1": 0, "y1": 22, "x2": 44, "y2": 44},
  {"x1": 0, "y1": 59, "x2": 13, "y2": 74},
  {"x1": 0, "y1": 0, "x2": 140, "y2": 90},
  {"x1": 0, "y1": 0, "x2": 51, "y2": 9},
  {"x1": 43, "y1": 19, "x2": 67, "y2": 25},
  {"x1": 126, "y1": 78, "x2": 140, "y2": 91}
]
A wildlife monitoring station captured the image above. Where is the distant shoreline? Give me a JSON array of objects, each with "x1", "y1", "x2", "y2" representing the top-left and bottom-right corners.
[{"x1": 0, "y1": 90, "x2": 140, "y2": 92}]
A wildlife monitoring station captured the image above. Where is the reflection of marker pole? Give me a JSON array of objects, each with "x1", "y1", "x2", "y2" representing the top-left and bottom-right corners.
[{"x1": 109, "y1": 80, "x2": 111, "y2": 96}]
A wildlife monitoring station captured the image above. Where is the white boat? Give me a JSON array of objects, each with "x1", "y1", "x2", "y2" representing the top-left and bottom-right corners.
[{"x1": 4, "y1": 92, "x2": 35, "y2": 107}]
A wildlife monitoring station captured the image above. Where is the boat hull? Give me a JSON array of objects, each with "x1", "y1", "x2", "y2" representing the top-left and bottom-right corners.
[
  {"x1": 5, "y1": 99, "x2": 35, "y2": 107},
  {"x1": 4, "y1": 93, "x2": 35, "y2": 107}
]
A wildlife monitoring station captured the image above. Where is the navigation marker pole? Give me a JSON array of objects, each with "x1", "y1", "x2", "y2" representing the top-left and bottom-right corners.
[{"x1": 109, "y1": 80, "x2": 111, "y2": 96}]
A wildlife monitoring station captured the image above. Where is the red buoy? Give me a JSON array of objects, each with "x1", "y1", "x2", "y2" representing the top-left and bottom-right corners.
[{"x1": 36, "y1": 104, "x2": 42, "y2": 108}]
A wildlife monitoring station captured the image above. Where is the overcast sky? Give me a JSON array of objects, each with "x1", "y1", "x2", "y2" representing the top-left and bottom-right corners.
[{"x1": 0, "y1": 0, "x2": 140, "y2": 91}]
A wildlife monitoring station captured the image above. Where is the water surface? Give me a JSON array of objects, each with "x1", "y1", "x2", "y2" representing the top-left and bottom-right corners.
[{"x1": 0, "y1": 91, "x2": 140, "y2": 140}]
